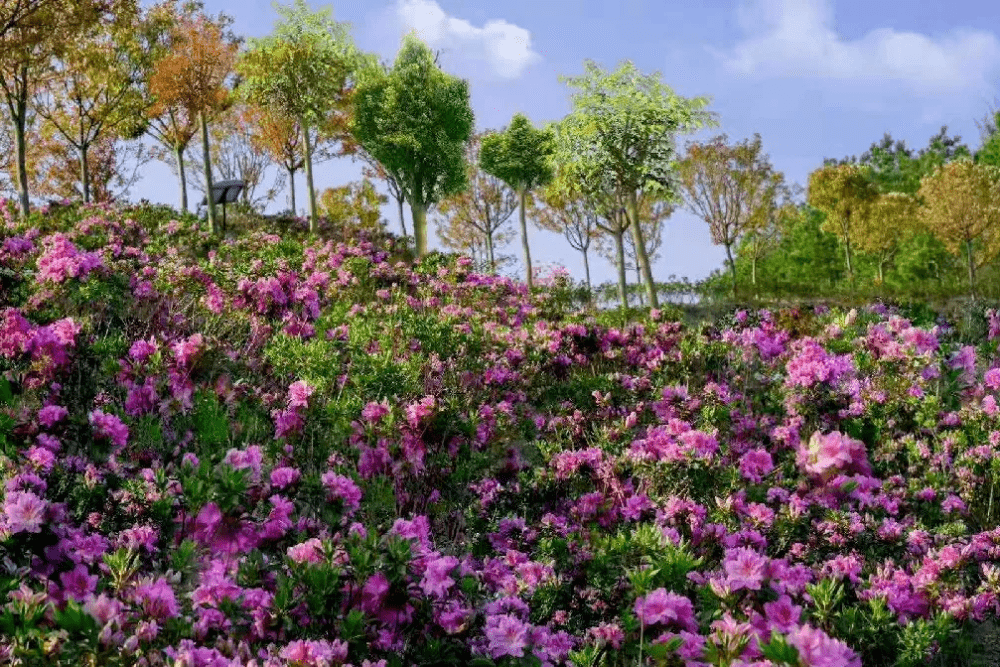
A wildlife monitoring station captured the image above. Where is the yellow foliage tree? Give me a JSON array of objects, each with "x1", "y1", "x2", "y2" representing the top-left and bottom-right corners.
[
  {"x1": 806, "y1": 162, "x2": 880, "y2": 282},
  {"x1": 852, "y1": 192, "x2": 921, "y2": 284},
  {"x1": 318, "y1": 177, "x2": 387, "y2": 239},
  {"x1": 916, "y1": 157, "x2": 1000, "y2": 297}
]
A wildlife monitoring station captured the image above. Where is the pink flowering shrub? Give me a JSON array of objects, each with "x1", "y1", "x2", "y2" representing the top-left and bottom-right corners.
[{"x1": 0, "y1": 205, "x2": 997, "y2": 666}]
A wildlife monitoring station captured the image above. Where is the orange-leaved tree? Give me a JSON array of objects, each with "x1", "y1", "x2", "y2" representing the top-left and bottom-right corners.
[{"x1": 148, "y1": 8, "x2": 238, "y2": 232}]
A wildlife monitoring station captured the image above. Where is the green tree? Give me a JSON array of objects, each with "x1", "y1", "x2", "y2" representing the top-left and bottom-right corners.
[
  {"x1": 349, "y1": 32, "x2": 474, "y2": 258},
  {"x1": 974, "y1": 110, "x2": 1000, "y2": 169},
  {"x1": 479, "y1": 113, "x2": 555, "y2": 289},
  {"x1": 236, "y1": 0, "x2": 369, "y2": 235},
  {"x1": 765, "y1": 203, "x2": 843, "y2": 291},
  {"x1": 556, "y1": 59, "x2": 719, "y2": 308}
]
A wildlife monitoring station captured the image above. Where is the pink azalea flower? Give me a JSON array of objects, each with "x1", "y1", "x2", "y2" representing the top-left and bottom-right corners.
[
  {"x1": 633, "y1": 588, "x2": 697, "y2": 631},
  {"x1": 3, "y1": 490, "x2": 47, "y2": 534},
  {"x1": 785, "y1": 624, "x2": 861, "y2": 667},
  {"x1": 723, "y1": 547, "x2": 768, "y2": 592},
  {"x1": 484, "y1": 613, "x2": 529, "y2": 659},
  {"x1": 421, "y1": 555, "x2": 459, "y2": 598}
]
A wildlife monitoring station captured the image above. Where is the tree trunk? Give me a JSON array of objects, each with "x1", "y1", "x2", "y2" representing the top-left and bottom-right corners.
[
  {"x1": 301, "y1": 118, "x2": 317, "y2": 234},
  {"x1": 199, "y1": 110, "x2": 216, "y2": 234},
  {"x1": 635, "y1": 263, "x2": 643, "y2": 306},
  {"x1": 396, "y1": 195, "x2": 407, "y2": 238},
  {"x1": 13, "y1": 71, "x2": 29, "y2": 219},
  {"x1": 725, "y1": 242, "x2": 737, "y2": 297},
  {"x1": 411, "y1": 201, "x2": 428, "y2": 257},
  {"x1": 582, "y1": 247, "x2": 592, "y2": 306},
  {"x1": 175, "y1": 144, "x2": 188, "y2": 212},
  {"x1": 519, "y1": 189, "x2": 533, "y2": 289},
  {"x1": 751, "y1": 254, "x2": 758, "y2": 286},
  {"x1": 844, "y1": 238, "x2": 854, "y2": 283},
  {"x1": 485, "y1": 230, "x2": 495, "y2": 274},
  {"x1": 615, "y1": 225, "x2": 628, "y2": 310},
  {"x1": 627, "y1": 189, "x2": 659, "y2": 308},
  {"x1": 967, "y1": 238, "x2": 977, "y2": 299},
  {"x1": 877, "y1": 260, "x2": 885, "y2": 285},
  {"x1": 286, "y1": 166, "x2": 296, "y2": 215},
  {"x1": 80, "y1": 144, "x2": 90, "y2": 204}
]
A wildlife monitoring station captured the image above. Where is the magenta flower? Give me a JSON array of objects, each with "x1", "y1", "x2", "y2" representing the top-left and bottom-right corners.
[
  {"x1": 270, "y1": 466, "x2": 302, "y2": 489},
  {"x1": 763, "y1": 595, "x2": 802, "y2": 633},
  {"x1": 132, "y1": 577, "x2": 179, "y2": 621},
  {"x1": 37, "y1": 404, "x2": 68, "y2": 428},
  {"x1": 797, "y1": 430, "x2": 871, "y2": 480},
  {"x1": 633, "y1": 588, "x2": 697, "y2": 631},
  {"x1": 484, "y1": 613, "x2": 529, "y2": 659},
  {"x1": 321, "y1": 472, "x2": 362, "y2": 513},
  {"x1": 287, "y1": 538, "x2": 325, "y2": 565},
  {"x1": 128, "y1": 338, "x2": 158, "y2": 362},
  {"x1": 723, "y1": 547, "x2": 768, "y2": 592},
  {"x1": 785, "y1": 624, "x2": 861, "y2": 667},
  {"x1": 421, "y1": 555, "x2": 459, "y2": 597},
  {"x1": 3, "y1": 490, "x2": 47, "y2": 534},
  {"x1": 287, "y1": 380, "x2": 315, "y2": 409},
  {"x1": 738, "y1": 448, "x2": 774, "y2": 483},
  {"x1": 361, "y1": 400, "x2": 391, "y2": 423},
  {"x1": 89, "y1": 409, "x2": 129, "y2": 450}
]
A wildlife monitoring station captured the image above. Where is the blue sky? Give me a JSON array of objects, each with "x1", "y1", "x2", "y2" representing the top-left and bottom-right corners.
[{"x1": 131, "y1": 0, "x2": 1000, "y2": 286}]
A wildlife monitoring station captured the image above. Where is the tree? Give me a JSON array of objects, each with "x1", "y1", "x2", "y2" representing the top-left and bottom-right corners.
[
  {"x1": 30, "y1": 3, "x2": 152, "y2": 203},
  {"x1": 148, "y1": 10, "x2": 238, "y2": 233},
  {"x1": 143, "y1": 0, "x2": 221, "y2": 213},
  {"x1": 349, "y1": 32, "x2": 474, "y2": 258},
  {"x1": 737, "y1": 183, "x2": 804, "y2": 288},
  {"x1": 30, "y1": 130, "x2": 151, "y2": 203},
  {"x1": 479, "y1": 113, "x2": 555, "y2": 289},
  {"x1": 600, "y1": 191, "x2": 674, "y2": 304},
  {"x1": 548, "y1": 118, "x2": 632, "y2": 309},
  {"x1": 852, "y1": 191, "x2": 921, "y2": 284},
  {"x1": 673, "y1": 133, "x2": 788, "y2": 295},
  {"x1": 917, "y1": 157, "x2": 1000, "y2": 297},
  {"x1": 434, "y1": 132, "x2": 517, "y2": 274},
  {"x1": 318, "y1": 177, "x2": 387, "y2": 238},
  {"x1": 183, "y1": 102, "x2": 285, "y2": 212},
  {"x1": 974, "y1": 110, "x2": 1000, "y2": 169},
  {"x1": 556, "y1": 59, "x2": 719, "y2": 308},
  {"x1": 531, "y1": 170, "x2": 601, "y2": 301},
  {"x1": 806, "y1": 162, "x2": 880, "y2": 282},
  {"x1": 0, "y1": 0, "x2": 114, "y2": 217},
  {"x1": 236, "y1": 0, "x2": 368, "y2": 234}
]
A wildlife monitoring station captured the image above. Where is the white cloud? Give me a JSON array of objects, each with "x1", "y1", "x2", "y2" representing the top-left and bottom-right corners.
[
  {"x1": 710, "y1": 0, "x2": 1000, "y2": 95},
  {"x1": 393, "y1": 0, "x2": 541, "y2": 79}
]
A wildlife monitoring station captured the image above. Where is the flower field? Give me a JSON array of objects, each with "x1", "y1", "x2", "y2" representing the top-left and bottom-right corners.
[{"x1": 4, "y1": 203, "x2": 1000, "y2": 666}]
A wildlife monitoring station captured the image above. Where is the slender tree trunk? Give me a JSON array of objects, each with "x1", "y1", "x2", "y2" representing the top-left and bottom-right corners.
[
  {"x1": 615, "y1": 225, "x2": 628, "y2": 310},
  {"x1": 725, "y1": 242, "x2": 737, "y2": 297},
  {"x1": 80, "y1": 144, "x2": 90, "y2": 204},
  {"x1": 751, "y1": 255, "x2": 758, "y2": 286},
  {"x1": 411, "y1": 201, "x2": 428, "y2": 257},
  {"x1": 627, "y1": 189, "x2": 659, "y2": 308},
  {"x1": 519, "y1": 189, "x2": 533, "y2": 289},
  {"x1": 485, "y1": 231, "x2": 495, "y2": 274},
  {"x1": 301, "y1": 118, "x2": 317, "y2": 234},
  {"x1": 199, "y1": 110, "x2": 216, "y2": 234},
  {"x1": 844, "y1": 238, "x2": 854, "y2": 283},
  {"x1": 582, "y1": 246, "x2": 592, "y2": 306},
  {"x1": 635, "y1": 263, "x2": 643, "y2": 306},
  {"x1": 175, "y1": 145, "x2": 188, "y2": 212},
  {"x1": 877, "y1": 260, "x2": 885, "y2": 285},
  {"x1": 286, "y1": 166, "x2": 296, "y2": 215},
  {"x1": 13, "y1": 72, "x2": 29, "y2": 219},
  {"x1": 396, "y1": 195, "x2": 407, "y2": 238},
  {"x1": 967, "y1": 238, "x2": 977, "y2": 299}
]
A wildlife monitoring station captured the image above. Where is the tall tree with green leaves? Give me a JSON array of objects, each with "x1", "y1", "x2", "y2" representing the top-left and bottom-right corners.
[
  {"x1": 349, "y1": 32, "x2": 474, "y2": 258},
  {"x1": 237, "y1": 0, "x2": 370, "y2": 234},
  {"x1": 479, "y1": 113, "x2": 555, "y2": 289},
  {"x1": 556, "y1": 59, "x2": 719, "y2": 308}
]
